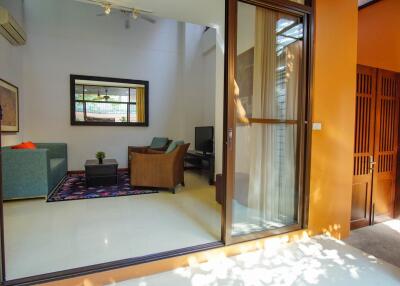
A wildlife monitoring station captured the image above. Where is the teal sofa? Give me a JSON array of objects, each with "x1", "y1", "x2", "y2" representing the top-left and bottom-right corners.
[{"x1": 2, "y1": 143, "x2": 68, "y2": 200}]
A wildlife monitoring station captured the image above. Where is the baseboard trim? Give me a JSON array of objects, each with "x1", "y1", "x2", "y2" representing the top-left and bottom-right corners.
[
  {"x1": 3, "y1": 196, "x2": 46, "y2": 202},
  {"x1": 68, "y1": 168, "x2": 128, "y2": 175}
]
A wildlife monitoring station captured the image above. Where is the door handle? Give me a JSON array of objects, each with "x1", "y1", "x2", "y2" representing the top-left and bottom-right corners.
[
  {"x1": 369, "y1": 162, "x2": 376, "y2": 173},
  {"x1": 227, "y1": 128, "x2": 233, "y2": 151},
  {"x1": 371, "y1": 203, "x2": 375, "y2": 225},
  {"x1": 369, "y1": 155, "x2": 376, "y2": 173}
]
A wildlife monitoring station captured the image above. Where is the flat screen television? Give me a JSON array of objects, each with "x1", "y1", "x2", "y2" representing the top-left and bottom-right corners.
[{"x1": 195, "y1": 126, "x2": 214, "y2": 154}]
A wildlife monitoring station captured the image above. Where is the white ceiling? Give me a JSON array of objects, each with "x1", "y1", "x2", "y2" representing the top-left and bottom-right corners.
[
  {"x1": 358, "y1": 0, "x2": 376, "y2": 7},
  {"x1": 77, "y1": 0, "x2": 375, "y2": 24},
  {"x1": 76, "y1": 0, "x2": 225, "y2": 28}
]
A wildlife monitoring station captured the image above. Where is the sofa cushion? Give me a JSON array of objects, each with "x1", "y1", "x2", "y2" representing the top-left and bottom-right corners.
[
  {"x1": 165, "y1": 140, "x2": 184, "y2": 153},
  {"x1": 150, "y1": 137, "x2": 169, "y2": 149}
]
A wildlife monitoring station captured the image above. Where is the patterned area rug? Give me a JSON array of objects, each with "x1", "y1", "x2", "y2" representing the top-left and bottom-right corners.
[{"x1": 47, "y1": 171, "x2": 158, "y2": 202}]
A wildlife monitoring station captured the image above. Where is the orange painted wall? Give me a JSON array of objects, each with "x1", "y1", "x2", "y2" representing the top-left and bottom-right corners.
[
  {"x1": 358, "y1": 0, "x2": 400, "y2": 72},
  {"x1": 308, "y1": 0, "x2": 358, "y2": 239}
]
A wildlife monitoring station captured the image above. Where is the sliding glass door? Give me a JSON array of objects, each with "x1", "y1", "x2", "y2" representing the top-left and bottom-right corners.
[
  {"x1": 0, "y1": 106, "x2": 4, "y2": 283},
  {"x1": 224, "y1": 0, "x2": 311, "y2": 243}
]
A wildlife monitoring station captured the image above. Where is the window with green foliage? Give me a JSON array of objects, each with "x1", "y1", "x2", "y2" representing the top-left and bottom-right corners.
[{"x1": 70, "y1": 75, "x2": 149, "y2": 126}]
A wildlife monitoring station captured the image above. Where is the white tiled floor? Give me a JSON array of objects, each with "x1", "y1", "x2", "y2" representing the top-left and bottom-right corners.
[
  {"x1": 4, "y1": 171, "x2": 221, "y2": 280},
  {"x1": 114, "y1": 236, "x2": 400, "y2": 286}
]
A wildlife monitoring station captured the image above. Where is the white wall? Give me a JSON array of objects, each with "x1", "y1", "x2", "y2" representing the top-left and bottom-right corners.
[
  {"x1": 237, "y1": 2, "x2": 255, "y2": 55},
  {"x1": 214, "y1": 28, "x2": 224, "y2": 177},
  {"x1": 85, "y1": 1, "x2": 226, "y2": 174},
  {"x1": 202, "y1": 29, "x2": 217, "y2": 128},
  {"x1": 179, "y1": 24, "x2": 216, "y2": 147},
  {"x1": 234, "y1": 2, "x2": 256, "y2": 174},
  {"x1": 0, "y1": 0, "x2": 24, "y2": 146},
  {"x1": 96, "y1": 0, "x2": 226, "y2": 178},
  {"x1": 20, "y1": 0, "x2": 216, "y2": 170}
]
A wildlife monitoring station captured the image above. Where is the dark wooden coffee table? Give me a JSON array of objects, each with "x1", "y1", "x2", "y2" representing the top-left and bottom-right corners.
[{"x1": 85, "y1": 159, "x2": 118, "y2": 187}]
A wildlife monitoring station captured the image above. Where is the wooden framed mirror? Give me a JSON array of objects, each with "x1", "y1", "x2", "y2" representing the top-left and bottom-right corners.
[{"x1": 70, "y1": 75, "x2": 149, "y2": 127}]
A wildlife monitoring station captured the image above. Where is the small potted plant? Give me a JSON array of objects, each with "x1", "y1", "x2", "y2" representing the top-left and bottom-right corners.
[{"x1": 96, "y1": 151, "x2": 106, "y2": 164}]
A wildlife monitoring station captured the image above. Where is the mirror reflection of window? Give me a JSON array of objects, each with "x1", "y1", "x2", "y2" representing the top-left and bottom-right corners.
[{"x1": 71, "y1": 76, "x2": 148, "y2": 126}]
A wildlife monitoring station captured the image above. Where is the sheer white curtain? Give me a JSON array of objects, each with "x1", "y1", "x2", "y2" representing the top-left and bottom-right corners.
[
  {"x1": 279, "y1": 41, "x2": 301, "y2": 225},
  {"x1": 247, "y1": 7, "x2": 301, "y2": 227},
  {"x1": 247, "y1": 7, "x2": 279, "y2": 223}
]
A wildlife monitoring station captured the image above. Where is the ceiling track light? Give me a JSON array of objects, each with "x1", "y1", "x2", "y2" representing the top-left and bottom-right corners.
[
  {"x1": 104, "y1": 3, "x2": 112, "y2": 15},
  {"x1": 131, "y1": 9, "x2": 139, "y2": 19}
]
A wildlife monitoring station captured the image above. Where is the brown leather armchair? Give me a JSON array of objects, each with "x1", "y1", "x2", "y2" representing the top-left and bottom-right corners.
[{"x1": 130, "y1": 143, "x2": 190, "y2": 193}]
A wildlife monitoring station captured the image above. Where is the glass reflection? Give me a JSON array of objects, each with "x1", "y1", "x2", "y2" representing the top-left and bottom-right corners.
[{"x1": 233, "y1": 2, "x2": 304, "y2": 236}]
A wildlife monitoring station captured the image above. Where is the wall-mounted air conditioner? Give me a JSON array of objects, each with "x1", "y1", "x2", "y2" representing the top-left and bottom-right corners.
[{"x1": 0, "y1": 6, "x2": 26, "y2": 46}]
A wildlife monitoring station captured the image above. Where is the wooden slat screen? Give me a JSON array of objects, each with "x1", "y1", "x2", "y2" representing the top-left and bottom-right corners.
[
  {"x1": 352, "y1": 65, "x2": 400, "y2": 226},
  {"x1": 354, "y1": 67, "x2": 376, "y2": 176},
  {"x1": 377, "y1": 72, "x2": 399, "y2": 174}
]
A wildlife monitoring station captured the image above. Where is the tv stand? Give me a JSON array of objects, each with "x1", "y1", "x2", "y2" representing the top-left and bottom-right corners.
[{"x1": 184, "y1": 150, "x2": 215, "y2": 185}]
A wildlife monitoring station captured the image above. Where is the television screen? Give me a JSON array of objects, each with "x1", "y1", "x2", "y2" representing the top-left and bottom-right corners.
[{"x1": 195, "y1": 126, "x2": 214, "y2": 154}]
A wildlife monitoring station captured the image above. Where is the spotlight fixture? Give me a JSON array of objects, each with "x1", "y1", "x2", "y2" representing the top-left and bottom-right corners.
[
  {"x1": 93, "y1": 1, "x2": 156, "y2": 25},
  {"x1": 104, "y1": 4, "x2": 112, "y2": 15},
  {"x1": 131, "y1": 9, "x2": 139, "y2": 19}
]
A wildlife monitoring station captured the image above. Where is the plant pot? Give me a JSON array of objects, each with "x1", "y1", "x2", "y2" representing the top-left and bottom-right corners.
[{"x1": 98, "y1": 158, "x2": 103, "y2": 164}]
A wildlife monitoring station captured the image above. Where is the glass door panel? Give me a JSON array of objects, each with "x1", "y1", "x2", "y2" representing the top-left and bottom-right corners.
[{"x1": 232, "y1": 2, "x2": 304, "y2": 237}]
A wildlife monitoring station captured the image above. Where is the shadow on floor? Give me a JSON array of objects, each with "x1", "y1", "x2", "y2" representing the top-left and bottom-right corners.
[{"x1": 345, "y1": 219, "x2": 400, "y2": 268}]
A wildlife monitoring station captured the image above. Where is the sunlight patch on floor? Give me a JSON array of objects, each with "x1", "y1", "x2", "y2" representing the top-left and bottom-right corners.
[
  {"x1": 114, "y1": 235, "x2": 400, "y2": 286},
  {"x1": 382, "y1": 219, "x2": 400, "y2": 233}
]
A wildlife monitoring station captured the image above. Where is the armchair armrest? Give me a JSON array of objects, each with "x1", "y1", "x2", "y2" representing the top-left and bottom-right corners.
[
  {"x1": 128, "y1": 146, "x2": 150, "y2": 166},
  {"x1": 2, "y1": 149, "x2": 51, "y2": 199},
  {"x1": 146, "y1": 149, "x2": 165, "y2": 154},
  {"x1": 132, "y1": 152, "x2": 175, "y2": 170},
  {"x1": 130, "y1": 151, "x2": 177, "y2": 188},
  {"x1": 36, "y1": 143, "x2": 67, "y2": 159},
  {"x1": 129, "y1": 146, "x2": 150, "y2": 154},
  {"x1": 149, "y1": 145, "x2": 171, "y2": 152}
]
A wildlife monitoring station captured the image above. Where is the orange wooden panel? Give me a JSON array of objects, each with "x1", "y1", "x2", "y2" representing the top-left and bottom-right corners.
[
  {"x1": 373, "y1": 69, "x2": 400, "y2": 221},
  {"x1": 351, "y1": 65, "x2": 376, "y2": 229}
]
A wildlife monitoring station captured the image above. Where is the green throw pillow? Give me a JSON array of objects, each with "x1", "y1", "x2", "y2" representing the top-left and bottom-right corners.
[
  {"x1": 150, "y1": 137, "x2": 169, "y2": 149},
  {"x1": 165, "y1": 140, "x2": 184, "y2": 153}
]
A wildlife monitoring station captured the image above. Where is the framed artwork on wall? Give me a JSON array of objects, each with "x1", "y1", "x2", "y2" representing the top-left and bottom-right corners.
[{"x1": 0, "y1": 79, "x2": 19, "y2": 133}]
